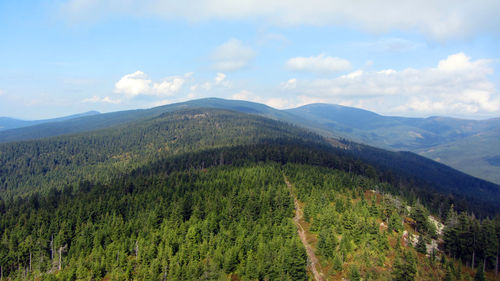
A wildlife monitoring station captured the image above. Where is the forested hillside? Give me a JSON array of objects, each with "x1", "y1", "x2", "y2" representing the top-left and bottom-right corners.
[
  {"x1": 0, "y1": 107, "x2": 499, "y2": 280},
  {"x1": 288, "y1": 103, "x2": 500, "y2": 185},
  {"x1": 2, "y1": 98, "x2": 499, "y2": 186},
  {"x1": 0, "y1": 109, "x2": 320, "y2": 198},
  {"x1": 1, "y1": 108, "x2": 498, "y2": 217},
  {"x1": 2, "y1": 160, "x2": 499, "y2": 280}
]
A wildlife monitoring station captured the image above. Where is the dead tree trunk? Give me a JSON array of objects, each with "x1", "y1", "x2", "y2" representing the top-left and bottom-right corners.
[
  {"x1": 135, "y1": 240, "x2": 139, "y2": 259},
  {"x1": 162, "y1": 264, "x2": 168, "y2": 281},
  {"x1": 58, "y1": 244, "x2": 67, "y2": 270},
  {"x1": 59, "y1": 247, "x2": 62, "y2": 270}
]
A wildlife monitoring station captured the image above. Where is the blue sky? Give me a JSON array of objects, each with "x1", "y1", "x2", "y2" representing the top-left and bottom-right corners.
[{"x1": 1, "y1": 0, "x2": 499, "y2": 119}]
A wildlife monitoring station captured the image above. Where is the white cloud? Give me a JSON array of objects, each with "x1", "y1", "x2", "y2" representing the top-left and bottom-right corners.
[
  {"x1": 211, "y1": 39, "x2": 255, "y2": 71},
  {"x1": 296, "y1": 96, "x2": 329, "y2": 107},
  {"x1": 231, "y1": 90, "x2": 256, "y2": 101},
  {"x1": 215, "y1": 73, "x2": 226, "y2": 85},
  {"x1": 150, "y1": 99, "x2": 172, "y2": 107},
  {"x1": 231, "y1": 90, "x2": 291, "y2": 109},
  {"x1": 200, "y1": 82, "x2": 212, "y2": 90},
  {"x1": 286, "y1": 54, "x2": 352, "y2": 74},
  {"x1": 82, "y1": 96, "x2": 122, "y2": 104},
  {"x1": 152, "y1": 77, "x2": 184, "y2": 96},
  {"x1": 0, "y1": 89, "x2": 4, "y2": 96},
  {"x1": 113, "y1": 71, "x2": 185, "y2": 98},
  {"x1": 189, "y1": 73, "x2": 231, "y2": 94},
  {"x1": 264, "y1": 98, "x2": 290, "y2": 109},
  {"x1": 60, "y1": 0, "x2": 500, "y2": 40},
  {"x1": 281, "y1": 78, "x2": 297, "y2": 89},
  {"x1": 214, "y1": 72, "x2": 231, "y2": 87},
  {"x1": 285, "y1": 53, "x2": 499, "y2": 117},
  {"x1": 114, "y1": 71, "x2": 151, "y2": 98}
]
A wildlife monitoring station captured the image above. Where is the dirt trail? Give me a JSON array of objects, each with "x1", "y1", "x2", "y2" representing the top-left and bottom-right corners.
[{"x1": 285, "y1": 177, "x2": 325, "y2": 281}]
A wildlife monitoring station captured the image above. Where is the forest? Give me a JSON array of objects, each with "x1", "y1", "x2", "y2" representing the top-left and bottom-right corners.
[{"x1": 0, "y1": 108, "x2": 499, "y2": 280}]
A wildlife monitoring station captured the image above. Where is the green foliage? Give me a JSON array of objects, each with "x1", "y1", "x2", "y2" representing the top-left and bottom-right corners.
[
  {"x1": 411, "y1": 204, "x2": 430, "y2": 234},
  {"x1": 317, "y1": 227, "x2": 338, "y2": 259},
  {"x1": 332, "y1": 254, "x2": 343, "y2": 271},
  {"x1": 389, "y1": 212, "x2": 403, "y2": 233},
  {"x1": 474, "y1": 268, "x2": 485, "y2": 281},
  {"x1": 443, "y1": 265, "x2": 453, "y2": 281},
  {"x1": 349, "y1": 265, "x2": 361, "y2": 281},
  {"x1": 0, "y1": 107, "x2": 498, "y2": 281},
  {"x1": 443, "y1": 210, "x2": 500, "y2": 272},
  {"x1": 0, "y1": 164, "x2": 307, "y2": 280},
  {"x1": 416, "y1": 235, "x2": 427, "y2": 254},
  {"x1": 392, "y1": 251, "x2": 417, "y2": 281}
]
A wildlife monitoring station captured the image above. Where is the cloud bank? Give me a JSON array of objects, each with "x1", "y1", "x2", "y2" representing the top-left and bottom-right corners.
[
  {"x1": 285, "y1": 53, "x2": 499, "y2": 116},
  {"x1": 60, "y1": 0, "x2": 500, "y2": 40}
]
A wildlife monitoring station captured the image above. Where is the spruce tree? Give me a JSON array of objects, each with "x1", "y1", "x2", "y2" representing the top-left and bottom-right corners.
[
  {"x1": 416, "y1": 236, "x2": 427, "y2": 254},
  {"x1": 474, "y1": 267, "x2": 485, "y2": 281}
]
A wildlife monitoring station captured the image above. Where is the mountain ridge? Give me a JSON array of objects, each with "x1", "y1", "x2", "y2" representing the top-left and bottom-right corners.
[
  {"x1": 0, "y1": 106, "x2": 498, "y2": 217},
  {"x1": 0, "y1": 111, "x2": 100, "y2": 131},
  {"x1": 0, "y1": 98, "x2": 499, "y2": 184}
]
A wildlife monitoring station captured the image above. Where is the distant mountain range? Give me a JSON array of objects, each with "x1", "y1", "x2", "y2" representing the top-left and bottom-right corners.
[
  {"x1": 1, "y1": 98, "x2": 499, "y2": 185},
  {"x1": 287, "y1": 103, "x2": 500, "y2": 184},
  {"x1": 0, "y1": 111, "x2": 100, "y2": 131}
]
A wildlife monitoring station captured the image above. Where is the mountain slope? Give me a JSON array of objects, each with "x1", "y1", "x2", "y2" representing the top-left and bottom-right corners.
[
  {"x1": 0, "y1": 98, "x2": 296, "y2": 143},
  {"x1": 2, "y1": 99, "x2": 498, "y2": 187},
  {"x1": 419, "y1": 129, "x2": 500, "y2": 184},
  {"x1": 288, "y1": 103, "x2": 500, "y2": 149},
  {"x1": 288, "y1": 103, "x2": 500, "y2": 184},
  {"x1": 0, "y1": 108, "x2": 321, "y2": 197},
  {"x1": 0, "y1": 106, "x2": 499, "y2": 280},
  {"x1": 1, "y1": 107, "x2": 499, "y2": 217}
]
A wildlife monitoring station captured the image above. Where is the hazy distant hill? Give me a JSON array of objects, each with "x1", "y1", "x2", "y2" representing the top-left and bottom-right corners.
[
  {"x1": 0, "y1": 111, "x2": 100, "y2": 131},
  {"x1": 0, "y1": 99, "x2": 297, "y2": 143},
  {"x1": 288, "y1": 103, "x2": 500, "y2": 184}
]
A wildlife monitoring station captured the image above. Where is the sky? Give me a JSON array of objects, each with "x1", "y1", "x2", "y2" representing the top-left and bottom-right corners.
[{"x1": 1, "y1": 0, "x2": 500, "y2": 120}]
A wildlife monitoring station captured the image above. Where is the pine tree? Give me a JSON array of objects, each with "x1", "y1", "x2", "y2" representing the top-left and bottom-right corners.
[
  {"x1": 333, "y1": 254, "x2": 343, "y2": 271},
  {"x1": 443, "y1": 265, "x2": 453, "y2": 281},
  {"x1": 393, "y1": 251, "x2": 417, "y2": 281},
  {"x1": 474, "y1": 267, "x2": 485, "y2": 281},
  {"x1": 349, "y1": 265, "x2": 361, "y2": 281},
  {"x1": 416, "y1": 236, "x2": 427, "y2": 254}
]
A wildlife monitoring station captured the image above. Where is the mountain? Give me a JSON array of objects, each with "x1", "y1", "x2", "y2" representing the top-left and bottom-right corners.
[
  {"x1": 0, "y1": 111, "x2": 100, "y2": 131},
  {"x1": 0, "y1": 99, "x2": 297, "y2": 143},
  {"x1": 418, "y1": 129, "x2": 500, "y2": 184},
  {"x1": 1, "y1": 98, "x2": 499, "y2": 196},
  {"x1": 288, "y1": 103, "x2": 500, "y2": 184},
  {"x1": 1, "y1": 106, "x2": 498, "y2": 215},
  {"x1": 0, "y1": 106, "x2": 499, "y2": 280},
  {"x1": 288, "y1": 103, "x2": 500, "y2": 149}
]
